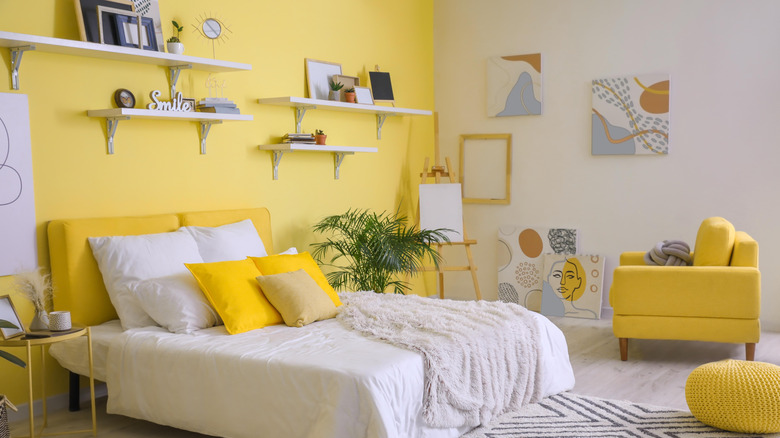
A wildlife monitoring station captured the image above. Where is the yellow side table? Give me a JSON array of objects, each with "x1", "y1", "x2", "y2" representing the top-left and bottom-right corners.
[{"x1": 0, "y1": 326, "x2": 96, "y2": 437}]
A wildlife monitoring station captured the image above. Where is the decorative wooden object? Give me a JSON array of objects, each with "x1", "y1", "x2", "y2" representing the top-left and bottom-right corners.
[{"x1": 418, "y1": 113, "x2": 482, "y2": 300}]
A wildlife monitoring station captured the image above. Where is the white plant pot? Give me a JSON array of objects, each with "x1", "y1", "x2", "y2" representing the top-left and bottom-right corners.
[
  {"x1": 167, "y1": 42, "x2": 184, "y2": 55},
  {"x1": 329, "y1": 90, "x2": 341, "y2": 101}
]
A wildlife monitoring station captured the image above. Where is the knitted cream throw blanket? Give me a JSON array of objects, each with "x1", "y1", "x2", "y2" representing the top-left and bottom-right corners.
[{"x1": 337, "y1": 292, "x2": 543, "y2": 429}]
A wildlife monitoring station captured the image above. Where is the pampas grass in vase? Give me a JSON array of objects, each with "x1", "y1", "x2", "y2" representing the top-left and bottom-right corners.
[{"x1": 14, "y1": 268, "x2": 54, "y2": 331}]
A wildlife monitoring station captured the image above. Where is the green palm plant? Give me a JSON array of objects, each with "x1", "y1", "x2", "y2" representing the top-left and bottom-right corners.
[
  {"x1": 0, "y1": 320, "x2": 26, "y2": 367},
  {"x1": 311, "y1": 208, "x2": 451, "y2": 294}
]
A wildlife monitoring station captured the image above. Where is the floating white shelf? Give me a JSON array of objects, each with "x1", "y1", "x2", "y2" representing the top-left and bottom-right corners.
[
  {"x1": 88, "y1": 108, "x2": 253, "y2": 155},
  {"x1": 0, "y1": 30, "x2": 251, "y2": 92},
  {"x1": 258, "y1": 143, "x2": 378, "y2": 180},
  {"x1": 258, "y1": 96, "x2": 432, "y2": 139}
]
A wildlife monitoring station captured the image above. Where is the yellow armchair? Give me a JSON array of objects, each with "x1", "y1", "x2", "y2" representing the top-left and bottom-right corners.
[{"x1": 610, "y1": 217, "x2": 760, "y2": 361}]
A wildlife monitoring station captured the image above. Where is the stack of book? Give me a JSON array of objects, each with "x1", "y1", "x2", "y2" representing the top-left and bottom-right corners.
[
  {"x1": 197, "y1": 98, "x2": 240, "y2": 114},
  {"x1": 282, "y1": 133, "x2": 315, "y2": 144}
]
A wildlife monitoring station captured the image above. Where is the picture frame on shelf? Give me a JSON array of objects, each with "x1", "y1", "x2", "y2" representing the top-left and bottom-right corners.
[
  {"x1": 130, "y1": 0, "x2": 165, "y2": 52},
  {"x1": 368, "y1": 71, "x2": 395, "y2": 104},
  {"x1": 97, "y1": 6, "x2": 140, "y2": 45},
  {"x1": 114, "y1": 13, "x2": 158, "y2": 51},
  {"x1": 333, "y1": 74, "x2": 360, "y2": 101},
  {"x1": 74, "y1": 0, "x2": 135, "y2": 44},
  {"x1": 182, "y1": 98, "x2": 196, "y2": 112},
  {"x1": 0, "y1": 295, "x2": 24, "y2": 340},
  {"x1": 305, "y1": 58, "x2": 343, "y2": 101},
  {"x1": 354, "y1": 86, "x2": 374, "y2": 105}
]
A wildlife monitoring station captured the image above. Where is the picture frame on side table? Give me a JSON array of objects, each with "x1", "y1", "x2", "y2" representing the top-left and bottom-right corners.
[
  {"x1": 354, "y1": 86, "x2": 374, "y2": 105},
  {"x1": 114, "y1": 13, "x2": 158, "y2": 51},
  {"x1": 305, "y1": 58, "x2": 343, "y2": 101},
  {"x1": 459, "y1": 133, "x2": 512, "y2": 204},
  {"x1": 0, "y1": 295, "x2": 24, "y2": 340},
  {"x1": 74, "y1": 0, "x2": 135, "y2": 44}
]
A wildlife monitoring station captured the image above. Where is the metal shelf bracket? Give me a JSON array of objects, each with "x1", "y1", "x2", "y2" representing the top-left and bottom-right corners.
[
  {"x1": 376, "y1": 113, "x2": 389, "y2": 139},
  {"x1": 10, "y1": 45, "x2": 35, "y2": 90},
  {"x1": 199, "y1": 120, "x2": 222, "y2": 154},
  {"x1": 271, "y1": 150, "x2": 285, "y2": 180},
  {"x1": 105, "y1": 116, "x2": 130, "y2": 154},
  {"x1": 333, "y1": 152, "x2": 354, "y2": 180},
  {"x1": 169, "y1": 64, "x2": 192, "y2": 97},
  {"x1": 293, "y1": 105, "x2": 316, "y2": 133}
]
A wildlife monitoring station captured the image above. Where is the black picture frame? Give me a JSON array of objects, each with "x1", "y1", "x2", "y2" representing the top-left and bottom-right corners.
[
  {"x1": 369, "y1": 71, "x2": 395, "y2": 103},
  {"x1": 74, "y1": 0, "x2": 135, "y2": 44},
  {"x1": 114, "y1": 14, "x2": 158, "y2": 51}
]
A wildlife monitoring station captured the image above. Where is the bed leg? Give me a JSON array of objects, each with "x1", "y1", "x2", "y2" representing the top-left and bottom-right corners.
[
  {"x1": 69, "y1": 371, "x2": 80, "y2": 412},
  {"x1": 619, "y1": 338, "x2": 628, "y2": 361}
]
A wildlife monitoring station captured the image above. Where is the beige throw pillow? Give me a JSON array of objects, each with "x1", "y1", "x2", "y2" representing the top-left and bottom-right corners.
[{"x1": 256, "y1": 269, "x2": 338, "y2": 327}]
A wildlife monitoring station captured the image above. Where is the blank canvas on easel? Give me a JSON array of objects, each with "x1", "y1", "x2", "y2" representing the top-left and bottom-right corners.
[{"x1": 419, "y1": 183, "x2": 464, "y2": 241}]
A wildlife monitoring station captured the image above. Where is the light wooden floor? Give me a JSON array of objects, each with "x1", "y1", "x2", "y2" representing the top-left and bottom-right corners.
[{"x1": 10, "y1": 316, "x2": 780, "y2": 437}]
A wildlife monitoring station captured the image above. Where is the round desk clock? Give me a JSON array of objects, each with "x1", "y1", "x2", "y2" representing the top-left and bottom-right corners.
[{"x1": 113, "y1": 89, "x2": 136, "y2": 108}]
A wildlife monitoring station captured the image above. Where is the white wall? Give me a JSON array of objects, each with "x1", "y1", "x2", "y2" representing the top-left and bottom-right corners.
[{"x1": 433, "y1": 0, "x2": 780, "y2": 331}]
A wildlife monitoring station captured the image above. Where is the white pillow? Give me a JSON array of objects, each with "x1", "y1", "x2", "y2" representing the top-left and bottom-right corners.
[
  {"x1": 88, "y1": 230, "x2": 204, "y2": 330},
  {"x1": 277, "y1": 247, "x2": 298, "y2": 255},
  {"x1": 181, "y1": 219, "x2": 268, "y2": 263},
  {"x1": 132, "y1": 273, "x2": 221, "y2": 334}
]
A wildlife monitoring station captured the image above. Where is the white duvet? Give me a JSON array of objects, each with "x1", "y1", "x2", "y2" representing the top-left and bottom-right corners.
[{"x1": 101, "y1": 313, "x2": 573, "y2": 438}]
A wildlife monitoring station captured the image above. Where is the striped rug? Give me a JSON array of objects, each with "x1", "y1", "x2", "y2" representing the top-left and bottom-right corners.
[{"x1": 462, "y1": 392, "x2": 779, "y2": 437}]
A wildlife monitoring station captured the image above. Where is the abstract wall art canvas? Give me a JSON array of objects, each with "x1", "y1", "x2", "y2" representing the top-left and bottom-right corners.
[
  {"x1": 0, "y1": 93, "x2": 37, "y2": 275},
  {"x1": 497, "y1": 226, "x2": 578, "y2": 311},
  {"x1": 487, "y1": 53, "x2": 542, "y2": 117},
  {"x1": 540, "y1": 254, "x2": 605, "y2": 320},
  {"x1": 591, "y1": 74, "x2": 670, "y2": 155}
]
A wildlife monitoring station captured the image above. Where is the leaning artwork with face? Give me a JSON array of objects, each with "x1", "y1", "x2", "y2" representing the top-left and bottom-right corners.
[{"x1": 541, "y1": 254, "x2": 604, "y2": 320}]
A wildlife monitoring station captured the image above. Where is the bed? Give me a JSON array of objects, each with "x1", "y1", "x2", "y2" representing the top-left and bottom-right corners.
[{"x1": 47, "y1": 207, "x2": 575, "y2": 438}]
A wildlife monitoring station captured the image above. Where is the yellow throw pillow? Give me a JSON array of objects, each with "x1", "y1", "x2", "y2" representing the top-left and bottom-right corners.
[
  {"x1": 256, "y1": 269, "x2": 338, "y2": 327},
  {"x1": 249, "y1": 252, "x2": 342, "y2": 307},
  {"x1": 186, "y1": 259, "x2": 282, "y2": 334},
  {"x1": 693, "y1": 217, "x2": 736, "y2": 266}
]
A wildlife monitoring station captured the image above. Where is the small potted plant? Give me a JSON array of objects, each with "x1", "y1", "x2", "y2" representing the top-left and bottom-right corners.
[
  {"x1": 167, "y1": 20, "x2": 184, "y2": 55},
  {"x1": 344, "y1": 87, "x2": 356, "y2": 103},
  {"x1": 329, "y1": 80, "x2": 343, "y2": 101},
  {"x1": 315, "y1": 129, "x2": 326, "y2": 145}
]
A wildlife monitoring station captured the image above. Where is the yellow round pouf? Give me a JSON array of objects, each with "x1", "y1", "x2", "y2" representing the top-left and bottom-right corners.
[{"x1": 686, "y1": 359, "x2": 780, "y2": 434}]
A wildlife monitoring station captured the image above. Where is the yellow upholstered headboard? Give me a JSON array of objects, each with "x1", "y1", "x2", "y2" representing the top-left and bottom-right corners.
[{"x1": 48, "y1": 208, "x2": 274, "y2": 327}]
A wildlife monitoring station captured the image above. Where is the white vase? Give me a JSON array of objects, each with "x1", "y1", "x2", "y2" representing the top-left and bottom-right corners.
[
  {"x1": 167, "y1": 42, "x2": 184, "y2": 55},
  {"x1": 29, "y1": 310, "x2": 49, "y2": 331},
  {"x1": 329, "y1": 90, "x2": 341, "y2": 101}
]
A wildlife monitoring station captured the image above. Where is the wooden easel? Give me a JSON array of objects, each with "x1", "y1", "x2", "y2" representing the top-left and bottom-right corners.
[{"x1": 418, "y1": 114, "x2": 482, "y2": 300}]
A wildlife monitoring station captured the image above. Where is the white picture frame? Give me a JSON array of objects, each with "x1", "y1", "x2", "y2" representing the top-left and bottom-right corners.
[
  {"x1": 0, "y1": 295, "x2": 24, "y2": 340},
  {"x1": 354, "y1": 86, "x2": 374, "y2": 105},
  {"x1": 305, "y1": 58, "x2": 343, "y2": 101}
]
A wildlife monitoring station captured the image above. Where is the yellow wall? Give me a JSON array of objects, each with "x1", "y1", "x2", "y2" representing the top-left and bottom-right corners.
[{"x1": 0, "y1": 0, "x2": 434, "y2": 404}]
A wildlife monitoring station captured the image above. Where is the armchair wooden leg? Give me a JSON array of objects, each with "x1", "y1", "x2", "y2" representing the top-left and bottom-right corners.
[
  {"x1": 746, "y1": 343, "x2": 756, "y2": 361},
  {"x1": 619, "y1": 338, "x2": 628, "y2": 361}
]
